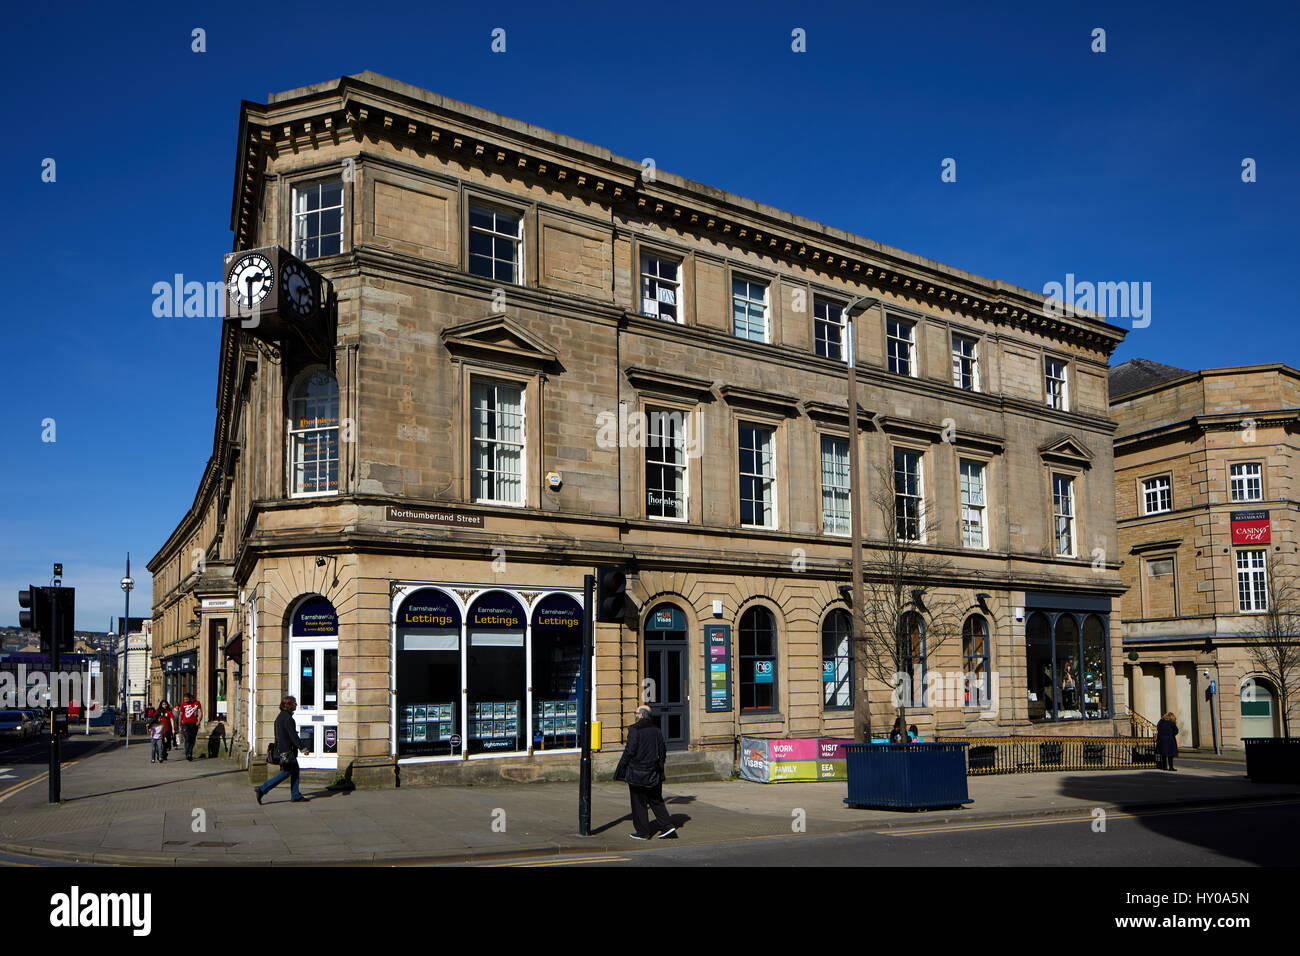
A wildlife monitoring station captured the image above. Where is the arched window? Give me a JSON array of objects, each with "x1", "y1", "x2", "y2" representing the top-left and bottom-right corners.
[
  {"x1": 739, "y1": 606, "x2": 777, "y2": 713},
  {"x1": 821, "y1": 609, "x2": 852, "y2": 710},
  {"x1": 289, "y1": 369, "x2": 339, "y2": 496},
  {"x1": 962, "y1": 615, "x2": 990, "y2": 706},
  {"x1": 1055, "y1": 615, "x2": 1080, "y2": 717},
  {"x1": 899, "y1": 611, "x2": 926, "y2": 706}
]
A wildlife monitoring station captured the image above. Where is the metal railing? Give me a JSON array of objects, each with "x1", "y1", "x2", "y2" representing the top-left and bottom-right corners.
[
  {"x1": 936, "y1": 735, "x2": 1159, "y2": 775},
  {"x1": 1126, "y1": 708, "x2": 1159, "y2": 739}
]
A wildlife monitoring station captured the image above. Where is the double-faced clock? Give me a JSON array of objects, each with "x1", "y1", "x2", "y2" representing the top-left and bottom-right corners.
[
  {"x1": 279, "y1": 258, "x2": 315, "y2": 318},
  {"x1": 226, "y1": 252, "x2": 275, "y2": 310}
]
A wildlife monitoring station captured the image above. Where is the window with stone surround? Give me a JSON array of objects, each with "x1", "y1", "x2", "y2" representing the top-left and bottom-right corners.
[
  {"x1": 739, "y1": 423, "x2": 776, "y2": 528},
  {"x1": 952, "y1": 333, "x2": 980, "y2": 391},
  {"x1": 1052, "y1": 473, "x2": 1075, "y2": 556},
  {"x1": 821, "y1": 609, "x2": 852, "y2": 709},
  {"x1": 820, "y1": 436, "x2": 851, "y2": 536},
  {"x1": 960, "y1": 459, "x2": 987, "y2": 548},
  {"x1": 1236, "y1": 549, "x2": 1268, "y2": 613},
  {"x1": 645, "y1": 407, "x2": 688, "y2": 520},
  {"x1": 470, "y1": 378, "x2": 524, "y2": 505},
  {"x1": 887, "y1": 315, "x2": 917, "y2": 376},
  {"x1": 893, "y1": 448, "x2": 924, "y2": 542},
  {"x1": 288, "y1": 368, "x2": 339, "y2": 497},
  {"x1": 292, "y1": 179, "x2": 344, "y2": 259},
  {"x1": 640, "y1": 253, "x2": 681, "y2": 322},
  {"x1": 732, "y1": 276, "x2": 769, "y2": 342},
  {"x1": 814, "y1": 298, "x2": 845, "y2": 361},
  {"x1": 1142, "y1": 475, "x2": 1172, "y2": 515},
  {"x1": 468, "y1": 202, "x2": 523, "y2": 284},
  {"x1": 1231, "y1": 462, "x2": 1263, "y2": 503},
  {"x1": 1045, "y1": 357, "x2": 1070, "y2": 411}
]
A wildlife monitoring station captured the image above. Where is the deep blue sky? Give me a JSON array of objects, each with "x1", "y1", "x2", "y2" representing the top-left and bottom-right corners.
[{"x1": 2, "y1": 0, "x2": 1296, "y2": 628}]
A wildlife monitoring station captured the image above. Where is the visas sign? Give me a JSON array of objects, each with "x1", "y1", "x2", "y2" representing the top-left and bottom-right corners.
[
  {"x1": 1230, "y1": 510, "x2": 1270, "y2": 545},
  {"x1": 704, "y1": 624, "x2": 731, "y2": 713}
]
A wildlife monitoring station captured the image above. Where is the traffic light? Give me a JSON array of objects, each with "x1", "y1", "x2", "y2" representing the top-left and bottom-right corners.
[
  {"x1": 595, "y1": 566, "x2": 626, "y2": 623},
  {"x1": 18, "y1": 586, "x2": 45, "y2": 634},
  {"x1": 16, "y1": 586, "x2": 74, "y2": 654}
]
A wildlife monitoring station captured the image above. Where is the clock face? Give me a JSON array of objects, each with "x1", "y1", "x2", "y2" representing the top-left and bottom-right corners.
[
  {"x1": 227, "y1": 253, "x2": 275, "y2": 309},
  {"x1": 280, "y1": 260, "x2": 315, "y2": 318}
]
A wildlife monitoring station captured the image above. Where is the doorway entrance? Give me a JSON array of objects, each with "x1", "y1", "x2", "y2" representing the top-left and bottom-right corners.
[
  {"x1": 644, "y1": 604, "x2": 689, "y2": 751},
  {"x1": 288, "y1": 596, "x2": 339, "y2": 770}
]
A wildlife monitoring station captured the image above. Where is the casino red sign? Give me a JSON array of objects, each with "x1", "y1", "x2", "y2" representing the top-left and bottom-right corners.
[{"x1": 1231, "y1": 510, "x2": 1270, "y2": 545}]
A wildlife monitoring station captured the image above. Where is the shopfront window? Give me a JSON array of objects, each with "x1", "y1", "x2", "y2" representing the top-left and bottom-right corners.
[
  {"x1": 1027, "y1": 612, "x2": 1053, "y2": 721},
  {"x1": 531, "y1": 594, "x2": 584, "y2": 751},
  {"x1": 1081, "y1": 615, "x2": 1107, "y2": 719},
  {"x1": 900, "y1": 611, "x2": 926, "y2": 706},
  {"x1": 396, "y1": 588, "x2": 462, "y2": 758},
  {"x1": 1027, "y1": 608, "x2": 1111, "y2": 721},
  {"x1": 467, "y1": 591, "x2": 526, "y2": 755}
]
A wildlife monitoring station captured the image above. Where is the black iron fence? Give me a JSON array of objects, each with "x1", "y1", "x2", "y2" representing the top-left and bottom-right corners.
[{"x1": 936, "y1": 735, "x2": 1159, "y2": 775}]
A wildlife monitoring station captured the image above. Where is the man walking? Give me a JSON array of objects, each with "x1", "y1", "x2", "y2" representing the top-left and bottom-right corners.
[
  {"x1": 254, "y1": 695, "x2": 312, "y2": 804},
  {"x1": 613, "y1": 704, "x2": 676, "y2": 840},
  {"x1": 178, "y1": 693, "x2": 202, "y2": 761}
]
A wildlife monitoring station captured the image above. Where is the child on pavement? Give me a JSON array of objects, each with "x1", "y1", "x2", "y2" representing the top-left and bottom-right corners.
[{"x1": 149, "y1": 719, "x2": 165, "y2": 763}]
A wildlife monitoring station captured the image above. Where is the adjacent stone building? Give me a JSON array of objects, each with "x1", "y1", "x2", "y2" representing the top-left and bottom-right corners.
[
  {"x1": 149, "y1": 72, "x2": 1130, "y2": 787},
  {"x1": 1111, "y1": 359, "x2": 1300, "y2": 748}
]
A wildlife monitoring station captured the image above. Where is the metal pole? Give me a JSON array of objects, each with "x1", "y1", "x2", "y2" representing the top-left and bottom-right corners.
[
  {"x1": 846, "y1": 305, "x2": 871, "y2": 744},
  {"x1": 123, "y1": 554, "x2": 131, "y2": 749},
  {"x1": 578, "y1": 573, "x2": 594, "y2": 836},
  {"x1": 49, "y1": 585, "x2": 61, "y2": 803}
]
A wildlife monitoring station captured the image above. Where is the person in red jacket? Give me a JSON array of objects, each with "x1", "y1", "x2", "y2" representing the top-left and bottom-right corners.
[{"x1": 179, "y1": 693, "x2": 203, "y2": 761}]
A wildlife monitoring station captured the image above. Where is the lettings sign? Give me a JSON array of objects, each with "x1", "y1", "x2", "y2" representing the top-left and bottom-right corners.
[{"x1": 1231, "y1": 510, "x2": 1270, "y2": 545}]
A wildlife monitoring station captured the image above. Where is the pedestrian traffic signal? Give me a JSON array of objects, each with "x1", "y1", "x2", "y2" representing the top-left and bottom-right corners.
[{"x1": 595, "y1": 566, "x2": 626, "y2": 623}]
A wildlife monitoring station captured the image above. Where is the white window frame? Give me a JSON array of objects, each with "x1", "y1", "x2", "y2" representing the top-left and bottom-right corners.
[
  {"x1": 1236, "y1": 549, "x2": 1268, "y2": 613},
  {"x1": 1142, "y1": 475, "x2": 1172, "y2": 515},
  {"x1": 467, "y1": 202, "x2": 524, "y2": 285},
  {"x1": 291, "y1": 179, "x2": 345, "y2": 260},
  {"x1": 814, "y1": 298, "x2": 845, "y2": 362},
  {"x1": 1231, "y1": 463, "x2": 1263, "y2": 503},
  {"x1": 645, "y1": 407, "x2": 689, "y2": 521},
  {"x1": 640, "y1": 253, "x2": 682, "y2": 322},
  {"x1": 288, "y1": 368, "x2": 340, "y2": 499},
  {"x1": 732, "y1": 276, "x2": 769, "y2": 343},
  {"x1": 952, "y1": 333, "x2": 980, "y2": 391},
  {"x1": 820, "y1": 435, "x2": 851, "y2": 536},
  {"x1": 959, "y1": 459, "x2": 988, "y2": 549},
  {"x1": 893, "y1": 448, "x2": 925, "y2": 542},
  {"x1": 1045, "y1": 357, "x2": 1070, "y2": 411},
  {"x1": 887, "y1": 315, "x2": 917, "y2": 377},
  {"x1": 739, "y1": 422, "x2": 777, "y2": 528},
  {"x1": 470, "y1": 378, "x2": 526, "y2": 506},
  {"x1": 1052, "y1": 473, "x2": 1076, "y2": 557}
]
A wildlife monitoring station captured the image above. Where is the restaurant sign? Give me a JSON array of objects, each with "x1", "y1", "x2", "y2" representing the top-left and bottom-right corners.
[{"x1": 1230, "y1": 510, "x2": 1270, "y2": 545}]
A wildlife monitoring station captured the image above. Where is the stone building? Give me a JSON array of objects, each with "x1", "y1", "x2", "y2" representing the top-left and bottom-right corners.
[
  {"x1": 149, "y1": 72, "x2": 1129, "y2": 787},
  {"x1": 1111, "y1": 359, "x2": 1299, "y2": 748}
]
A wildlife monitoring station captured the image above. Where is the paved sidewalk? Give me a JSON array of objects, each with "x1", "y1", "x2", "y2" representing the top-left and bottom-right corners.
[{"x1": 0, "y1": 733, "x2": 1294, "y2": 865}]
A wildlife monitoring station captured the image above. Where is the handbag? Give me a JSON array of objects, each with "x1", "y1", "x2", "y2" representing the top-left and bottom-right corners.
[{"x1": 266, "y1": 742, "x2": 280, "y2": 766}]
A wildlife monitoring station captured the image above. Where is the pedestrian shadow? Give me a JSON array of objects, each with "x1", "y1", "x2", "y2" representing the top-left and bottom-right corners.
[
  {"x1": 63, "y1": 768, "x2": 247, "y2": 802},
  {"x1": 591, "y1": 810, "x2": 694, "y2": 835}
]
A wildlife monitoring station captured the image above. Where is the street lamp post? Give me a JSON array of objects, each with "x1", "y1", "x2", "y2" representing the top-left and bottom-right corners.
[
  {"x1": 121, "y1": 554, "x2": 134, "y2": 748},
  {"x1": 843, "y1": 296, "x2": 878, "y2": 744}
]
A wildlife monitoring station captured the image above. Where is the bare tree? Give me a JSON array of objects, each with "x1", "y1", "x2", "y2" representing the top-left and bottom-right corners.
[
  {"x1": 851, "y1": 460, "x2": 965, "y2": 743},
  {"x1": 1242, "y1": 561, "x2": 1300, "y2": 739}
]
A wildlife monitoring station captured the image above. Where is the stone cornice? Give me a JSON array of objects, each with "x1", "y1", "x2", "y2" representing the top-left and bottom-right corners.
[
  {"x1": 623, "y1": 366, "x2": 715, "y2": 401},
  {"x1": 233, "y1": 72, "x2": 1127, "y2": 357},
  {"x1": 717, "y1": 384, "x2": 802, "y2": 417}
]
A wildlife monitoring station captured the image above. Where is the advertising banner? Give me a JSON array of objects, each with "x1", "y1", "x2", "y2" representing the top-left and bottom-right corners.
[
  {"x1": 738, "y1": 736, "x2": 854, "y2": 783},
  {"x1": 704, "y1": 624, "x2": 732, "y2": 713},
  {"x1": 1231, "y1": 510, "x2": 1270, "y2": 545}
]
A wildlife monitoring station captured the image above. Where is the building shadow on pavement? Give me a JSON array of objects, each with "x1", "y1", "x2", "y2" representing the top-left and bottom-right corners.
[
  {"x1": 1057, "y1": 772, "x2": 1300, "y2": 865},
  {"x1": 63, "y1": 768, "x2": 247, "y2": 802}
]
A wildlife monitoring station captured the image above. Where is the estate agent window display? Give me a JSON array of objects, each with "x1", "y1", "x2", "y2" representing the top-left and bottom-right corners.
[{"x1": 393, "y1": 586, "x2": 585, "y2": 760}]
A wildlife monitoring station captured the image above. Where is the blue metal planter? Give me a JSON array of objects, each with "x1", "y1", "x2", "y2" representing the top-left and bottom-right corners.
[
  {"x1": 1243, "y1": 738, "x2": 1300, "y2": 784},
  {"x1": 844, "y1": 742, "x2": 972, "y2": 810}
]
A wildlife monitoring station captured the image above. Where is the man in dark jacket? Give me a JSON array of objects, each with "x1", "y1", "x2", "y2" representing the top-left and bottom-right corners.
[
  {"x1": 613, "y1": 705, "x2": 676, "y2": 839},
  {"x1": 254, "y1": 695, "x2": 312, "y2": 803}
]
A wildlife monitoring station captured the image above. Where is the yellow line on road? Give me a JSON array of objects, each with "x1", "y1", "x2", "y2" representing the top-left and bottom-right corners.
[
  {"x1": 482, "y1": 855, "x2": 632, "y2": 867},
  {"x1": 882, "y1": 799, "x2": 1300, "y2": 837}
]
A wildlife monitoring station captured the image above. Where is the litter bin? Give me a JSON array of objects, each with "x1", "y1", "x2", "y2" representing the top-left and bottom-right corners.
[{"x1": 844, "y1": 743, "x2": 972, "y2": 810}]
